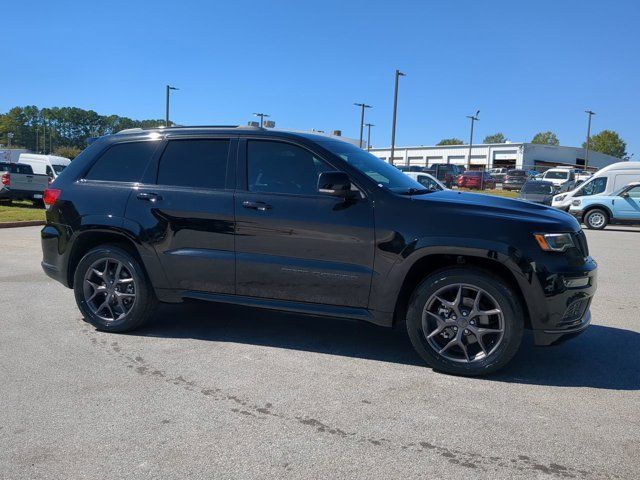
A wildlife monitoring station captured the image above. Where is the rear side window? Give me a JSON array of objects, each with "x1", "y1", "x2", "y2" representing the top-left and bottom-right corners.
[
  {"x1": 157, "y1": 139, "x2": 230, "y2": 189},
  {"x1": 86, "y1": 141, "x2": 158, "y2": 182},
  {"x1": 14, "y1": 164, "x2": 33, "y2": 174}
]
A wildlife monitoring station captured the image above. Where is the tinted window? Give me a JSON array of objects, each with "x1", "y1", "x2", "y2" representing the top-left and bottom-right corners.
[
  {"x1": 522, "y1": 182, "x2": 553, "y2": 194},
  {"x1": 544, "y1": 171, "x2": 569, "y2": 180},
  {"x1": 14, "y1": 164, "x2": 33, "y2": 174},
  {"x1": 53, "y1": 164, "x2": 66, "y2": 174},
  {"x1": 507, "y1": 170, "x2": 527, "y2": 176},
  {"x1": 319, "y1": 140, "x2": 423, "y2": 193},
  {"x1": 575, "y1": 177, "x2": 607, "y2": 197},
  {"x1": 86, "y1": 141, "x2": 158, "y2": 182},
  {"x1": 626, "y1": 186, "x2": 640, "y2": 198},
  {"x1": 158, "y1": 139, "x2": 230, "y2": 189},
  {"x1": 0, "y1": 162, "x2": 9, "y2": 171},
  {"x1": 247, "y1": 141, "x2": 333, "y2": 195},
  {"x1": 417, "y1": 175, "x2": 442, "y2": 190}
]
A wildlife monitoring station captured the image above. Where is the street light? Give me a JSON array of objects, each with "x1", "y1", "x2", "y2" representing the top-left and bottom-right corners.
[
  {"x1": 165, "y1": 85, "x2": 179, "y2": 127},
  {"x1": 584, "y1": 110, "x2": 596, "y2": 170},
  {"x1": 389, "y1": 69, "x2": 406, "y2": 164},
  {"x1": 364, "y1": 123, "x2": 375, "y2": 151},
  {"x1": 466, "y1": 110, "x2": 480, "y2": 170},
  {"x1": 253, "y1": 113, "x2": 270, "y2": 128},
  {"x1": 7, "y1": 132, "x2": 14, "y2": 148},
  {"x1": 354, "y1": 103, "x2": 372, "y2": 148}
]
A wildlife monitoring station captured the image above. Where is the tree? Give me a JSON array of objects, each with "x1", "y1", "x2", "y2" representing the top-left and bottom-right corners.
[
  {"x1": 437, "y1": 138, "x2": 464, "y2": 146},
  {"x1": 583, "y1": 130, "x2": 627, "y2": 159},
  {"x1": 483, "y1": 133, "x2": 506, "y2": 144},
  {"x1": 531, "y1": 131, "x2": 559, "y2": 145},
  {"x1": 53, "y1": 146, "x2": 82, "y2": 160}
]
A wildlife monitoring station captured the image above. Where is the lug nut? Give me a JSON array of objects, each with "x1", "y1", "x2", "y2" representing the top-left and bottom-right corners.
[
  {"x1": 451, "y1": 315, "x2": 457, "y2": 320},
  {"x1": 462, "y1": 312, "x2": 468, "y2": 316},
  {"x1": 464, "y1": 329, "x2": 469, "y2": 335},
  {"x1": 470, "y1": 320, "x2": 475, "y2": 325}
]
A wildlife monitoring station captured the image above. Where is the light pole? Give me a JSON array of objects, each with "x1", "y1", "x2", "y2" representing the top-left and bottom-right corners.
[
  {"x1": 584, "y1": 110, "x2": 595, "y2": 170},
  {"x1": 466, "y1": 110, "x2": 480, "y2": 170},
  {"x1": 389, "y1": 69, "x2": 406, "y2": 164},
  {"x1": 354, "y1": 103, "x2": 372, "y2": 148},
  {"x1": 7, "y1": 132, "x2": 13, "y2": 148},
  {"x1": 364, "y1": 123, "x2": 374, "y2": 151},
  {"x1": 165, "y1": 85, "x2": 179, "y2": 127},
  {"x1": 253, "y1": 113, "x2": 270, "y2": 128}
]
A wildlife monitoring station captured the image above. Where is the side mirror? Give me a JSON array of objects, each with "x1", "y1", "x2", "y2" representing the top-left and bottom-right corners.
[
  {"x1": 620, "y1": 191, "x2": 630, "y2": 198},
  {"x1": 318, "y1": 171, "x2": 352, "y2": 197}
]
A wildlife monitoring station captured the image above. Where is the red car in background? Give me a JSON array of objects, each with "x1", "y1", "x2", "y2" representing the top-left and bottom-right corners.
[{"x1": 456, "y1": 171, "x2": 496, "y2": 189}]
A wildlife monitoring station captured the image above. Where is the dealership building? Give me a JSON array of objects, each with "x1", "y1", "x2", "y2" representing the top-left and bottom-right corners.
[{"x1": 370, "y1": 142, "x2": 622, "y2": 171}]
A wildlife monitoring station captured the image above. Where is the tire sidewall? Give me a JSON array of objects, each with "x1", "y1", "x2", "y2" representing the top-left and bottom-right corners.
[
  {"x1": 73, "y1": 245, "x2": 152, "y2": 332},
  {"x1": 584, "y1": 209, "x2": 608, "y2": 230},
  {"x1": 406, "y1": 268, "x2": 523, "y2": 376}
]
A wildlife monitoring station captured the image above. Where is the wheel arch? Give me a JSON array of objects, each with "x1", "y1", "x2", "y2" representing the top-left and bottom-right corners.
[
  {"x1": 391, "y1": 253, "x2": 530, "y2": 332},
  {"x1": 582, "y1": 204, "x2": 612, "y2": 221}
]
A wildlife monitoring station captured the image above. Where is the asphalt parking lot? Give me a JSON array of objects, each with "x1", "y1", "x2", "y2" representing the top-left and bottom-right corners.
[{"x1": 1, "y1": 226, "x2": 638, "y2": 479}]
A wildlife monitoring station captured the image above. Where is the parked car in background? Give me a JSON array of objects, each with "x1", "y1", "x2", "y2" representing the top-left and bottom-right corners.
[
  {"x1": 403, "y1": 171, "x2": 446, "y2": 191},
  {"x1": 456, "y1": 171, "x2": 496, "y2": 189},
  {"x1": 502, "y1": 169, "x2": 531, "y2": 191},
  {"x1": 518, "y1": 180, "x2": 555, "y2": 205},
  {"x1": 0, "y1": 162, "x2": 50, "y2": 203},
  {"x1": 570, "y1": 182, "x2": 640, "y2": 229},
  {"x1": 540, "y1": 168, "x2": 576, "y2": 192},
  {"x1": 552, "y1": 162, "x2": 640, "y2": 211},
  {"x1": 18, "y1": 153, "x2": 71, "y2": 181},
  {"x1": 574, "y1": 170, "x2": 593, "y2": 184},
  {"x1": 425, "y1": 164, "x2": 463, "y2": 187},
  {"x1": 488, "y1": 167, "x2": 508, "y2": 182},
  {"x1": 40, "y1": 126, "x2": 596, "y2": 376}
]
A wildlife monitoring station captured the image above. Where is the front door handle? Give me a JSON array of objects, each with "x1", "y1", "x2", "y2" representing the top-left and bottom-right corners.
[
  {"x1": 242, "y1": 200, "x2": 272, "y2": 211},
  {"x1": 137, "y1": 192, "x2": 163, "y2": 202}
]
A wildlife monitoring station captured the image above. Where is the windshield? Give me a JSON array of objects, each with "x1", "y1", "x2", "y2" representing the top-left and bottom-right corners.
[
  {"x1": 544, "y1": 171, "x2": 569, "y2": 180},
  {"x1": 320, "y1": 140, "x2": 424, "y2": 193},
  {"x1": 574, "y1": 176, "x2": 607, "y2": 197},
  {"x1": 522, "y1": 182, "x2": 553, "y2": 194},
  {"x1": 52, "y1": 164, "x2": 67, "y2": 174},
  {"x1": 507, "y1": 170, "x2": 527, "y2": 176}
]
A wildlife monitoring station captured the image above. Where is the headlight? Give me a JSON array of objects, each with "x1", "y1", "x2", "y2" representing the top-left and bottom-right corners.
[
  {"x1": 572, "y1": 199, "x2": 581, "y2": 206},
  {"x1": 534, "y1": 233, "x2": 575, "y2": 252},
  {"x1": 555, "y1": 194, "x2": 566, "y2": 202}
]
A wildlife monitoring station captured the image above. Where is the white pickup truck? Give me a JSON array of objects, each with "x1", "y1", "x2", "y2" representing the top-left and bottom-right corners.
[{"x1": 0, "y1": 162, "x2": 50, "y2": 204}]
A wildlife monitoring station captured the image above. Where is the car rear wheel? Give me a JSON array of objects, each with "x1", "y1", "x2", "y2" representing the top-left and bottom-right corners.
[
  {"x1": 406, "y1": 268, "x2": 524, "y2": 376},
  {"x1": 73, "y1": 245, "x2": 157, "y2": 332},
  {"x1": 584, "y1": 209, "x2": 608, "y2": 230}
]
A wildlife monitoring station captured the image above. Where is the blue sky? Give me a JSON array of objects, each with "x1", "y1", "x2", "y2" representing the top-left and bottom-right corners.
[{"x1": 2, "y1": 0, "x2": 639, "y2": 156}]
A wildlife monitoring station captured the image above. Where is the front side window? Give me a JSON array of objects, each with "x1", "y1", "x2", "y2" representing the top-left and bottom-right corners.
[
  {"x1": 318, "y1": 140, "x2": 423, "y2": 193},
  {"x1": 52, "y1": 164, "x2": 66, "y2": 174},
  {"x1": 247, "y1": 141, "x2": 332, "y2": 195},
  {"x1": 86, "y1": 141, "x2": 159, "y2": 182},
  {"x1": 575, "y1": 177, "x2": 607, "y2": 197},
  {"x1": 626, "y1": 186, "x2": 640, "y2": 198},
  {"x1": 157, "y1": 139, "x2": 230, "y2": 189},
  {"x1": 417, "y1": 175, "x2": 441, "y2": 190}
]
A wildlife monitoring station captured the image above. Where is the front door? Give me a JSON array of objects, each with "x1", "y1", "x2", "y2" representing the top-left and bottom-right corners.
[
  {"x1": 235, "y1": 139, "x2": 375, "y2": 308},
  {"x1": 126, "y1": 137, "x2": 236, "y2": 293},
  {"x1": 615, "y1": 185, "x2": 640, "y2": 221}
]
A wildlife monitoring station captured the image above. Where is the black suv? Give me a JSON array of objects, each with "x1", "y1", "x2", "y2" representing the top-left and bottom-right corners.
[{"x1": 41, "y1": 127, "x2": 597, "y2": 375}]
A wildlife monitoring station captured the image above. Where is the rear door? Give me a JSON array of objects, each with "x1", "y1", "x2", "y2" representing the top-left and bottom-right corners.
[
  {"x1": 126, "y1": 136, "x2": 236, "y2": 293},
  {"x1": 234, "y1": 138, "x2": 375, "y2": 308}
]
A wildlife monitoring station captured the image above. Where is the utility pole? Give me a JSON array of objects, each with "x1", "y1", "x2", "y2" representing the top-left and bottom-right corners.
[
  {"x1": 354, "y1": 102, "x2": 372, "y2": 148},
  {"x1": 253, "y1": 113, "x2": 270, "y2": 128},
  {"x1": 165, "y1": 85, "x2": 179, "y2": 127},
  {"x1": 584, "y1": 110, "x2": 595, "y2": 170},
  {"x1": 389, "y1": 69, "x2": 406, "y2": 164},
  {"x1": 364, "y1": 123, "x2": 374, "y2": 151},
  {"x1": 466, "y1": 110, "x2": 480, "y2": 170}
]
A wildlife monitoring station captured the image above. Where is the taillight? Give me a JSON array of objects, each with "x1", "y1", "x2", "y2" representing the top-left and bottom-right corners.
[
  {"x1": 1, "y1": 173, "x2": 9, "y2": 186},
  {"x1": 43, "y1": 188, "x2": 62, "y2": 206}
]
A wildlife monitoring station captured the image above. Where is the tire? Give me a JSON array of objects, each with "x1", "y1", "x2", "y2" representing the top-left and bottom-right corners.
[
  {"x1": 406, "y1": 267, "x2": 524, "y2": 376},
  {"x1": 584, "y1": 208, "x2": 608, "y2": 230},
  {"x1": 73, "y1": 245, "x2": 157, "y2": 332}
]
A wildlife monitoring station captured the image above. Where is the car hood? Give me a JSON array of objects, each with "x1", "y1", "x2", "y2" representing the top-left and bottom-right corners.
[{"x1": 411, "y1": 190, "x2": 580, "y2": 231}]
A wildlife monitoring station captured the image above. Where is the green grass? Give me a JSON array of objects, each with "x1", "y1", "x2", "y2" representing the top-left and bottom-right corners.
[
  {"x1": 0, "y1": 200, "x2": 46, "y2": 223},
  {"x1": 457, "y1": 188, "x2": 519, "y2": 199}
]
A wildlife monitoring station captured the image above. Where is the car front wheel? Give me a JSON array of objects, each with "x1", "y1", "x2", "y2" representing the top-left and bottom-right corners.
[
  {"x1": 73, "y1": 245, "x2": 157, "y2": 332},
  {"x1": 584, "y1": 209, "x2": 608, "y2": 230},
  {"x1": 406, "y1": 268, "x2": 524, "y2": 376}
]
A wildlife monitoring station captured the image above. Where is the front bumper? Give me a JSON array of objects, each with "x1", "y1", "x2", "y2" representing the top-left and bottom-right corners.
[{"x1": 533, "y1": 307, "x2": 592, "y2": 346}]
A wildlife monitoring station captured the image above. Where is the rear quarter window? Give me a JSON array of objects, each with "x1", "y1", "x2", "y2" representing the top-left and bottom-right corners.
[{"x1": 85, "y1": 141, "x2": 159, "y2": 182}]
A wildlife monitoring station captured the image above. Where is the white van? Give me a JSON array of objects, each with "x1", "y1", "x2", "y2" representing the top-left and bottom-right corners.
[
  {"x1": 17, "y1": 153, "x2": 71, "y2": 180},
  {"x1": 552, "y1": 161, "x2": 640, "y2": 210}
]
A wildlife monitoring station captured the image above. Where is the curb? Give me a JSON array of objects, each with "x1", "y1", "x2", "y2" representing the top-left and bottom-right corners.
[{"x1": 0, "y1": 220, "x2": 45, "y2": 229}]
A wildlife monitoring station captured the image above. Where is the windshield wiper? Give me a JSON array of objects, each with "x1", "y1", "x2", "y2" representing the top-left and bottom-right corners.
[{"x1": 398, "y1": 188, "x2": 433, "y2": 196}]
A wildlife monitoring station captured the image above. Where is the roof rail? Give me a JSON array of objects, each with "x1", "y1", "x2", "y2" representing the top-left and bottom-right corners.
[{"x1": 116, "y1": 125, "x2": 243, "y2": 134}]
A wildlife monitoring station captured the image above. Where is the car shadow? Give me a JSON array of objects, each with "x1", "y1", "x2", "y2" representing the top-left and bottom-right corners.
[{"x1": 135, "y1": 301, "x2": 640, "y2": 391}]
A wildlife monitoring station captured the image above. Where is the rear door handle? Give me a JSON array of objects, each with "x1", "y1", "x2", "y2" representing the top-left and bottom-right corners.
[
  {"x1": 242, "y1": 200, "x2": 272, "y2": 211},
  {"x1": 136, "y1": 192, "x2": 163, "y2": 202}
]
